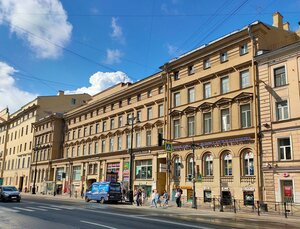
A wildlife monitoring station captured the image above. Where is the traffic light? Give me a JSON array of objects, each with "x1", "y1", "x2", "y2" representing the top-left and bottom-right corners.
[{"x1": 158, "y1": 133, "x2": 163, "y2": 146}]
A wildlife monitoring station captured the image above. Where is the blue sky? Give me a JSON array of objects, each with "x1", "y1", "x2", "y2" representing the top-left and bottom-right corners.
[{"x1": 0, "y1": 0, "x2": 300, "y2": 112}]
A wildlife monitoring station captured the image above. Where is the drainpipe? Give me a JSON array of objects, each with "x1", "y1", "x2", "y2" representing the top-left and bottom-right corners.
[{"x1": 248, "y1": 25, "x2": 263, "y2": 202}]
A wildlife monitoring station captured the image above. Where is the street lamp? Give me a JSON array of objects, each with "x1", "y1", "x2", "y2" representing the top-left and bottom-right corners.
[
  {"x1": 126, "y1": 115, "x2": 139, "y2": 204},
  {"x1": 191, "y1": 142, "x2": 197, "y2": 209},
  {"x1": 68, "y1": 158, "x2": 73, "y2": 198},
  {"x1": 32, "y1": 144, "x2": 39, "y2": 194}
]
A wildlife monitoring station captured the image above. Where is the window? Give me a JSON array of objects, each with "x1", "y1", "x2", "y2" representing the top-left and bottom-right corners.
[
  {"x1": 221, "y1": 76, "x2": 229, "y2": 94},
  {"x1": 137, "y1": 94, "x2": 141, "y2": 101},
  {"x1": 174, "y1": 71, "x2": 180, "y2": 80},
  {"x1": 174, "y1": 92, "x2": 180, "y2": 107},
  {"x1": 173, "y1": 119, "x2": 180, "y2": 139},
  {"x1": 203, "y1": 59, "x2": 211, "y2": 69},
  {"x1": 204, "y1": 153, "x2": 213, "y2": 176},
  {"x1": 147, "y1": 90, "x2": 152, "y2": 98},
  {"x1": 240, "y1": 43, "x2": 248, "y2": 55},
  {"x1": 159, "y1": 86, "x2": 164, "y2": 94},
  {"x1": 188, "y1": 87, "x2": 195, "y2": 103},
  {"x1": 220, "y1": 52, "x2": 228, "y2": 62},
  {"x1": 119, "y1": 101, "x2": 122, "y2": 108},
  {"x1": 109, "y1": 138, "x2": 114, "y2": 152},
  {"x1": 77, "y1": 146, "x2": 80, "y2": 156},
  {"x1": 187, "y1": 155, "x2": 194, "y2": 178},
  {"x1": 135, "y1": 160, "x2": 152, "y2": 179},
  {"x1": 203, "y1": 113, "x2": 212, "y2": 134},
  {"x1": 147, "y1": 107, "x2": 152, "y2": 120},
  {"x1": 274, "y1": 66, "x2": 286, "y2": 87},
  {"x1": 117, "y1": 136, "x2": 122, "y2": 150},
  {"x1": 223, "y1": 152, "x2": 232, "y2": 176},
  {"x1": 244, "y1": 151, "x2": 254, "y2": 176},
  {"x1": 110, "y1": 119, "x2": 115, "y2": 129},
  {"x1": 221, "y1": 109, "x2": 230, "y2": 132},
  {"x1": 78, "y1": 129, "x2": 81, "y2": 138},
  {"x1": 82, "y1": 145, "x2": 86, "y2": 155},
  {"x1": 278, "y1": 138, "x2": 291, "y2": 160},
  {"x1": 158, "y1": 104, "x2": 164, "y2": 117},
  {"x1": 188, "y1": 65, "x2": 195, "y2": 75},
  {"x1": 71, "y1": 98, "x2": 76, "y2": 105},
  {"x1": 127, "y1": 98, "x2": 131, "y2": 105},
  {"x1": 241, "y1": 104, "x2": 251, "y2": 128},
  {"x1": 126, "y1": 133, "x2": 131, "y2": 149},
  {"x1": 240, "y1": 70, "x2": 250, "y2": 88},
  {"x1": 137, "y1": 110, "x2": 142, "y2": 122},
  {"x1": 174, "y1": 157, "x2": 181, "y2": 177},
  {"x1": 102, "y1": 121, "x2": 107, "y2": 131},
  {"x1": 203, "y1": 83, "x2": 211, "y2": 99},
  {"x1": 88, "y1": 143, "x2": 92, "y2": 155},
  {"x1": 95, "y1": 124, "x2": 99, "y2": 134},
  {"x1": 146, "y1": 130, "x2": 151, "y2": 146},
  {"x1": 89, "y1": 126, "x2": 93, "y2": 135},
  {"x1": 101, "y1": 140, "x2": 106, "y2": 153},
  {"x1": 136, "y1": 132, "x2": 141, "y2": 148},
  {"x1": 94, "y1": 142, "x2": 98, "y2": 154},
  {"x1": 276, "y1": 101, "x2": 289, "y2": 120},
  {"x1": 72, "y1": 166, "x2": 81, "y2": 181},
  {"x1": 118, "y1": 116, "x2": 122, "y2": 127},
  {"x1": 187, "y1": 116, "x2": 195, "y2": 136}
]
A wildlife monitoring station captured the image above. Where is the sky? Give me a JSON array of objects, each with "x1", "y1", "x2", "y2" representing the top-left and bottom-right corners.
[{"x1": 0, "y1": 0, "x2": 300, "y2": 113}]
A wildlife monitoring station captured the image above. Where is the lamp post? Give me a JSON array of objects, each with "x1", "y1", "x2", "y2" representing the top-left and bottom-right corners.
[
  {"x1": 191, "y1": 142, "x2": 197, "y2": 209},
  {"x1": 68, "y1": 159, "x2": 73, "y2": 198},
  {"x1": 32, "y1": 144, "x2": 39, "y2": 194}
]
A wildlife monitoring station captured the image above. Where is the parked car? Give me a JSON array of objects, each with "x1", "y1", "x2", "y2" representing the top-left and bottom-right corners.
[
  {"x1": 85, "y1": 182, "x2": 122, "y2": 204},
  {"x1": 0, "y1": 186, "x2": 21, "y2": 202}
]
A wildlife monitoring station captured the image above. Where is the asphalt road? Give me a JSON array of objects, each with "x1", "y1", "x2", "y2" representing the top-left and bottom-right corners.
[{"x1": 0, "y1": 196, "x2": 298, "y2": 229}]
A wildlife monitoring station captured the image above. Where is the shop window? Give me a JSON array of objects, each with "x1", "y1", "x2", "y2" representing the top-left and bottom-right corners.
[
  {"x1": 244, "y1": 151, "x2": 254, "y2": 176},
  {"x1": 281, "y1": 180, "x2": 293, "y2": 203},
  {"x1": 223, "y1": 152, "x2": 232, "y2": 176},
  {"x1": 204, "y1": 190, "x2": 212, "y2": 202},
  {"x1": 135, "y1": 160, "x2": 152, "y2": 179},
  {"x1": 243, "y1": 191, "x2": 254, "y2": 206}
]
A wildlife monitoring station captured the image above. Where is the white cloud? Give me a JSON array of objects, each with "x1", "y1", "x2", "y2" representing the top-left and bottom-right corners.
[
  {"x1": 65, "y1": 71, "x2": 132, "y2": 95},
  {"x1": 0, "y1": 0, "x2": 72, "y2": 59},
  {"x1": 0, "y1": 61, "x2": 37, "y2": 113},
  {"x1": 103, "y1": 49, "x2": 123, "y2": 64},
  {"x1": 110, "y1": 17, "x2": 124, "y2": 43},
  {"x1": 166, "y1": 43, "x2": 179, "y2": 56},
  {"x1": 161, "y1": 3, "x2": 179, "y2": 15}
]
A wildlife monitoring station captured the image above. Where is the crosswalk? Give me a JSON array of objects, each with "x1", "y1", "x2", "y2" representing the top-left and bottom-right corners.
[{"x1": 0, "y1": 204, "x2": 76, "y2": 214}]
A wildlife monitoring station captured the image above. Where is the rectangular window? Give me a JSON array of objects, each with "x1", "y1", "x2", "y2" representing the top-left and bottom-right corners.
[
  {"x1": 135, "y1": 160, "x2": 152, "y2": 179},
  {"x1": 173, "y1": 119, "x2": 180, "y2": 139},
  {"x1": 241, "y1": 104, "x2": 251, "y2": 128},
  {"x1": 137, "y1": 110, "x2": 142, "y2": 122},
  {"x1": 127, "y1": 98, "x2": 131, "y2": 105},
  {"x1": 188, "y1": 65, "x2": 195, "y2": 75},
  {"x1": 221, "y1": 76, "x2": 229, "y2": 94},
  {"x1": 88, "y1": 143, "x2": 92, "y2": 155},
  {"x1": 146, "y1": 130, "x2": 151, "y2": 146},
  {"x1": 203, "y1": 59, "x2": 211, "y2": 69},
  {"x1": 101, "y1": 140, "x2": 106, "y2": 153},
  {"x1": 109, "y1": 138, "x2": 114, "y2": 152},
  {"x1": 276, "y1": 101, "x2": 289, "y2": 121},
  {"x1": 240, "y1": 43, "x2": 248, "y2": 55},
  {"x1": 94, "y1": 142, "x2": 98, "y2": 154},
  {"x1": 274, "y1": 66, "x2": 287, "y2": 87},
  {"x1": 204, "y1": 83, "x2": 211, "y2": 99},
  {"x1": 137, "y1": 94, "x2": 141, "y2": 101},
  {"x1": 110, "y1": 119, "x2": 115, "y2": 129},
  {"x1": 188, "y1": 88, "x2": 195, "y2": 103},
  {"x1": 72, "y1": 166, "x2": 81, "y2": 181},
  {"x1": 240, "y1": 70, "x2": 250, "y2": 88},
  {"x1": 126, "y1": 133, "x2": 131, "y2": 149},
  {"x1": 220, "y1": 52, "x2": 228, "y2": 62},
  {"x1": 102, "y1": 121, "x2": 107, "y2": 131},
  {"x1": 204, "y1": 113, "x2": 212, "y2": 134},
  {"x1": 187, "y1": 116, "x2": 195, "y2": 136},
  {"x1": 136, "y1": 132, "x2": 141, "y2": 148},
  {"x1": 147, "y1": 90, "x2": 152, "y2": 98},
  {"x1": 95, "y1": 124, "x2": 99, "y2": 134},
  {"x1": 174, "y1": 92, "x2": 180, "y2": 107},
  {"x1": 221, "y1": 109, "x2": 230, "y2": 132},
  {"x1": 158, "y1": 104, "x2": 164, "y2": 117},
  {"x1": 159, "y1": 86, "x2": 164, "y2": 94},
  {"x1": 147, "y1": 107, "x2": 152, "y2": 120},
  {"x1": 118, "y1": 116, "x2": 122, "y2": 128},
  {"x1": 174, "y1": 71, "x2": 180, "y2": 80},
  {"x1": 278, "y1": 138, "x2": 291, "y2": 160},
  {"x1": 117, "y1": 136, "x2": 122, "y2": 151}
]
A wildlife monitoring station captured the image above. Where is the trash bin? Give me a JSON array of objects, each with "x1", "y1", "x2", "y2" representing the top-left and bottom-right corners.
[{"x1": 260, "y1": 203, "x2": 268, "y2": 212}]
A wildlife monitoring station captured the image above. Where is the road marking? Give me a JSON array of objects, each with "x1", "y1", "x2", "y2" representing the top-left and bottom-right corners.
[
  {"x1": 26, "y1": 207, "x2": 48, "y2": 211},
  {"x1": 50, "y1": 205, "x2": 75, "y2": 210},
  {"x1": 0, "y1": 207, "x2": 19, "y2": 213},
  {"x1": 13, "y1": 207, "x2": 34, "y2": 212},
  {"x1": 84, "y1": 209, "x2": 214, "y2": 229},
  {"x1": 80, "y1": 220, "x2": 117, "y2": 229},
  {"x1": 37, "y1": 206, "x2": 61, "y2": 210}
]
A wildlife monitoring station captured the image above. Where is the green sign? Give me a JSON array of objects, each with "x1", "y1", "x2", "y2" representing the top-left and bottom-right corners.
[
  {"x1": 165, "y1": 142, "x2": 173, "y2": 153},
  {"x1": 196, "y1": 174, "x2": 202, "y2": 182},
  {"x1": 0, "y1": 178, "x2": 3, "y2": 185}
]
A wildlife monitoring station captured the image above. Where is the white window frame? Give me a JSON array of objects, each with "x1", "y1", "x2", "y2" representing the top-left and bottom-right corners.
[
  {"x1": 240, "y1": 70, "x2": 250, "y2": 88},
  {"x1": 221, "y1": 76, "x2": 229, "y2": 94},
  {"x1": 187, "y1": 116, "x2": 195, "y2": 137},
  {"x1": 276, "y1": 100, "x2": 289, "y2": 121},
  {"x1": 240, "y1": 43, "x2": 248, "y2": 55},
  {"x1": 241, "y1": 104, "x2": 251, "y2": 128},
  {"x1": 273, "y1": 66, "x2": 287, "y2": 87},
  {"x1": 174, "y1": 92, "x2": 181, "y2": 107},
  {"x1": 203, "y1": 112, "x2": 212, "y2": 134},
  {"x1": 158, "y1": 104, "x2": 164, "y2": 118},
  {"x1": 221, "y1": 108, "x2": 230, "y2": 132},
  {"x1": 204, "y1": 82, "x2": 211, "y2": 99},
  {"x1": 278, "y1": 137, "x2": 292, "y2": 161},
  {"x1": 188, "y1": 87, "x2": 195, "y2": 103},
  {"x1": 173, "y1": 119, "x2": 180, "y2": 139},
  {"x1": 204, "y1": 58, "x2": 211, "y2": 69},
  {"x1": 220, "y1": 52, "x2": 228, "y2": 62}
]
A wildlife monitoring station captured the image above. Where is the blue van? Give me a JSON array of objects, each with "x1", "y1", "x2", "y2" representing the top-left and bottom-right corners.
[{"x1": 85, "y1": 182, "x2": 122, "y2": 204}]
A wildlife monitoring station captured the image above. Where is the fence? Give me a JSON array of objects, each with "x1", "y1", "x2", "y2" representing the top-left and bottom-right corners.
[{"x1": 178, "y1": 196, "x2": 300, "y2": 218}]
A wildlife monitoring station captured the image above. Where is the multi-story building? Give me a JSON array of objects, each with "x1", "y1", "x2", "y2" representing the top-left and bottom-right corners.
[
  {"x1": 159, "y1": 12, "x2": 299, "y2": 205},
  {"x1": 256, "y1": 41, "x2": 300, "y2": 203},
  {"x1": 0, "y1": 108, "x2": 9, "y2": 183},
  {"x1": 52, "y1": 77, "x2": 167, "y2": 197},
  {"x1": 0, "y1": 91, "x2": 91, "y2": 192}
]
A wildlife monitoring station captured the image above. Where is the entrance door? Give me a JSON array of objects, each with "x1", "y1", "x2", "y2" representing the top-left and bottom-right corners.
[
  {"x1": 221, "y1": 191, "x2": 232, "y2": 205},
  {"x1": 281, "y1": 180, "x2": 293, "y2": 203},
  {"x1": 19, "y1": 176, "x2": 24, "y2": 192}
]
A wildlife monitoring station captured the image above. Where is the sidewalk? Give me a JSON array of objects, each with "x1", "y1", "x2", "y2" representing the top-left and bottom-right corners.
[{"x1": 22, "y1": 193, "x2": 300, "y2": 228}]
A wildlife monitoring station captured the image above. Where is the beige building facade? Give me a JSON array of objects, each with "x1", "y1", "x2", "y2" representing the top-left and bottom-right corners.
[
  {"x1": 0, "y1": 92, "x2": 91, "y2": 191},
  {"x1": 256, "y1": 41, "x2": 300, "y2": 203}
]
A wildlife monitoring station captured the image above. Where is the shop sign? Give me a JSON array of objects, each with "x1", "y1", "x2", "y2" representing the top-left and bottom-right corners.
[
  {"x1": 283, "y1": 173, "x2": 289, "y2": 177},
  {"x1": 242, "y1": 187, "x2": 255, "y2": 191},
  {"x1": 222, "y1": 187, "x2": 230, "y2": 191},
  {"x1": 179, "y1": 186, "x2": 192, "y2": 189}
]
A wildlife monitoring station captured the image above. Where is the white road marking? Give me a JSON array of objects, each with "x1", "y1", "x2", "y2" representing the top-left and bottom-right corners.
[
  {"x1": 80, "y1": 220, "x2": 117, "y2": 229},
  {"x1": 50, "y1": 205, "x2": 75, "y2": 210},
  {"x1": 0, "y1": 207, "x2": 19, "y2": 213},
  {"x1": 37, "y1": 206, "x2": 61, "y2": 210},
  {"x1": 26, "y1": 207, "x2": 48, "y2": 211},
  {"x1": 13, "y1": 207, "x2": 34, "y2": 212}
]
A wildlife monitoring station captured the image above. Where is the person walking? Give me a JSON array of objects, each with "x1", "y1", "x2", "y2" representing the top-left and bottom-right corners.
[
  {"x1": 155, "y1": 190, "x2": 160, "y2": 208},
  {"x1": 175, "y1": 187, "x2": 182, "y2": 207},
  {"x1": 150, "y1": 189, "x2": 157, "y2": 208},
  {"x1": 136, "y1": 189, "x2": 142, "y2": 206},
  {"x1": 141, "y1": 189, "x2": 146, "y2": 206},
  {"x1": 162, "y1": 190, "x2": 169, "y2": 208}
]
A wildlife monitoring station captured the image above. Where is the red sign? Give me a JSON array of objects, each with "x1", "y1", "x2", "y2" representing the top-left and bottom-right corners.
[{"x1": 284, "y1": 186, "x2": 292, "y2": 197}]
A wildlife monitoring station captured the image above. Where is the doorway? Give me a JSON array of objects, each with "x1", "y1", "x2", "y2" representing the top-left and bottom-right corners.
[{"x1": 19, "y1": 176, "x2": 24, "y2": 192}]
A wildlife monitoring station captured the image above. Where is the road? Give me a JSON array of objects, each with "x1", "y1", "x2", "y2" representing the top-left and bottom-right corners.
[{"x1": 0, "y1": 195, "x2": 298, "y2": 229}]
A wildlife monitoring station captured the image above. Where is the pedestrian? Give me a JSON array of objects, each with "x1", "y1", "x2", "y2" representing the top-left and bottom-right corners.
[
  {"x1": 141, "y1": 189, "x2": 146, "y2": 206},
  {"x1": 150, "y1": 189, "x2": 157, "y2": 208},
  {"x1": 136, "y1": 189, "x2": 142, "y2": 206},
  {"x1": 81, "y1": 187, "x2": 84, "y2": 199},
  {"x1": 133, "y1": 189, "x2": 138, "y2": 205},
  {"x1": 175, "y1": 187, "x2": 182, "y2": 207},
  {"x1": 162, "y1": 190, "x2": 169, "y2": 208},
  {"x1": 155, "y1": 191, "x2": 161, "y2": 207}
]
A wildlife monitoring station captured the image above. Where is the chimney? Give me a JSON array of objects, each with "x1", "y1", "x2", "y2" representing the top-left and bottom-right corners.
[
  {"x1": 58, "y1": 90, "x2": 64, "y2": 96},
  {"x1": 273, "y1": 12, "x2": 283, "y2": 29},
  {"x1": 283, "y1": 22, "x2": 290, "y2": 31}
]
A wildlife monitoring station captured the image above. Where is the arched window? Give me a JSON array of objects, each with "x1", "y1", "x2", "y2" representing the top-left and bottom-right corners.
[
  {"x1": 187, "y1": 155, "x2": 193, "y2": 176},
  {"x1": 244, "y1": 151, "x2": 254, "y2": 176},
  {"x1": 204, "y1": 153, "x2": 213, "y2": 176},
  {"x1": 174, "y1": 156, "x2": 181, "y2": 177},
  {"x1": 223, "y1": 152, "x2": 232, "y2": 176}
]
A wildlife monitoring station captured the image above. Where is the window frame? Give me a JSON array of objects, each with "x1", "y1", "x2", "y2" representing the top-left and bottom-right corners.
[
  {"x1": 220, "y1": 52, "x2": 228, "y2": 63},
  {"x1": 240, "y1": 43, "x2": 248, "y2": 55},
  {"x1": 276, "y1": 100, "x2": 289, "y2": 121},
  {"x1": 221, "y1": 76, "x2": 229, "y2": 94},
  {"x1": 273, "y1": 66, "x2": 287, "y2": 88},
  {"x1": 278, "y1": 137, "x2": 292, "y2": 161}
]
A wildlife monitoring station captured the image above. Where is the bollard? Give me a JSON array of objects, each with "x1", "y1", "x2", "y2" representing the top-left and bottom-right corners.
[
  {"x1": 257, "y1": 201, "x2": 260, "y2": 216},
  {"x1": 213, "y1": 198, "x2": 215, "y2": 211},
  {"x1": 233, "y1": 199, "x2": 236, "y2": 213},
  {"x1": 284, "y1": 202, "x2": 288, "y2": 218},
  {"x1": 220, "y1": 198, "x2": 224, "y2": 212}
]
